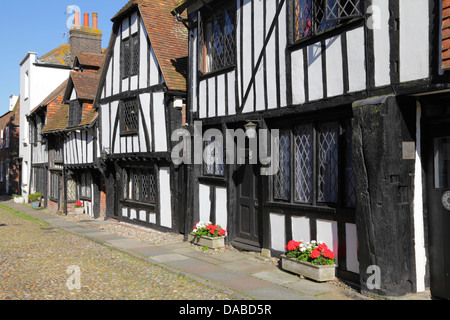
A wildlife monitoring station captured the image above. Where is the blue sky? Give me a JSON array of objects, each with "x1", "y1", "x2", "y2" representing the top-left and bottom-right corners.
[{"x1": 0, "y1": 1, "x2": 127, "y2": 115}]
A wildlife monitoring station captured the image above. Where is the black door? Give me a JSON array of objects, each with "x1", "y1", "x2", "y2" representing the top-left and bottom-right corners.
[
  {"x1": 232, "y1": 162, "x2": 262, "y2": 250},
  {"x1": 425, "y1": 124, "x2": 450, "y2": 299}
]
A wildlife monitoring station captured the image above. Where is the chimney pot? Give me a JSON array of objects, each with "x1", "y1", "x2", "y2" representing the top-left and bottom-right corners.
[
  {"x1": 83, "y1": 13, "x2": 89, "y2": 27},
  {"x1": 92, "y1": 13, "x2": 98, "y2": 29},
  {"x1": 74, "y1": 11, "x2": 80, "y2": 26}
]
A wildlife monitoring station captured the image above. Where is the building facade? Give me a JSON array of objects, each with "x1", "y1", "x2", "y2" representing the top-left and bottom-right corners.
[{"x1": 171, "y1": 0, "x2": 450, "y2": 299}]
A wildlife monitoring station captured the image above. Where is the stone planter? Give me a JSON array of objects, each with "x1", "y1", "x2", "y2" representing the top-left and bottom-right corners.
[
  {"x1": 74, "y1": 207, "x2": 84, "y2": 215},
  {"x1": 188, "y1": 233, "x2": 225, "y2": 249},
  {"x1": 14, "y1": 197, "x2": 24, "y2": 204},
  {"x1": 281, "y1": 255, "x2": 336, "y2": 282}
]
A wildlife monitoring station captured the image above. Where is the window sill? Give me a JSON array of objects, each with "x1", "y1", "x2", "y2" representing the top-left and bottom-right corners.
[
  {"x1": 287, "y1": 17, "x2": 364, "y2": 52},
  {"x1": 120, "y1": 131, "x2": 139, "y2": 137},
  {"x1": 198, "y1": 175, "x2": 226, "y2": 186},
  {"x1": 120, "y1": 199, "x2": 157, "y2": 209},
  {"x1": 198, "y1": 64, "x2": 236, "y2": 80}
]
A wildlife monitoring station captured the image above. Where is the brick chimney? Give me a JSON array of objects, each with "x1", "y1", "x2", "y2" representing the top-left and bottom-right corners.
[{"x1": 69, "y1": 12, "x2": 103, "y2": 62}]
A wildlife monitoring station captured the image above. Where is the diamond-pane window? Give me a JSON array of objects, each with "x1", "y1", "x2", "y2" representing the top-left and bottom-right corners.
[
  {"x1": 199, "y1": 3, "x2": 236, "y2": 74},
  {"x1": 67, "y1": 179, "x2": 77, "y2": 202},
  {"x1": 293, "y1": 0, "x2": 362, "y2": 42},
  {"x1": 274, "y1": 130, "x2": 291, "y2": 200},
  {"x1": 294, "y1": 124, "x2": 313, "y2": 204},
  {"x1": 121, "y1": 99, "x2": 139, "y2": 134},
  {"x1": 203, "y1": 137, "x2": 225, "y2": 177},
  {"x1": 122, "y1": 168, "x2": 157, "y2": 205},
  {"x1": 122, "y1": 32, "x2": 139, "y2": 78},
  {"x1": 318, "y1": 123, "x2": 339, "y2": 203}
]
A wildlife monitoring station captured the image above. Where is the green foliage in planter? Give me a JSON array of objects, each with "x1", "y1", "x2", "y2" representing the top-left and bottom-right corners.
[{"x1": 28, "y1": 193, "x2": 43, "y2": 202}]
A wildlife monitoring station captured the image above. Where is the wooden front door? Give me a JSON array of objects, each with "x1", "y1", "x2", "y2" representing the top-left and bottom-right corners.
[
  {"x1": 232, "y1": 162, "x2": 262, "y2": 250},
  {"x1": 425, "y1": 122, "x2": 450, "y2": 299}
]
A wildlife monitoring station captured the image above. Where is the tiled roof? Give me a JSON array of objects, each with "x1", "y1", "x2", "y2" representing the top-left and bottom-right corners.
[
  {"x1": 71, "y1": 71, "x2": 103, "y2": 100},
  {"x1": 112, "y1": 0, "x2": 188, "y2": 92},
  {"x1": 75, "y1": 52, "x2": 106, "y2": 69},
  {"x1": 42, "y1": 104, "x2": 69, "y2": 133},
  {"x1": 36, "y1": 44, "x2": 72, "y2": 67}
]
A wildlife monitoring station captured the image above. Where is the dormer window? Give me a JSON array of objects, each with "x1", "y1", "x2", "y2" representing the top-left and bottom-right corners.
[
  {"x1": 69, "y1": 100, "x2": 83, "y2": 127},
  {"x1": 122, "y1": 26, "x2": 140, "y2": 78},
  {"x1": 293, "y1": 0, "x2": 362, "y2": 42},
  {"x1": 199, "y1": 2, "x2": 236, "y2": 74}
]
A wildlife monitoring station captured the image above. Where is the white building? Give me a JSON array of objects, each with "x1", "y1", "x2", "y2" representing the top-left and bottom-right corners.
[{"x1": 19, "y1": 47, "x2": 71, "y2": 200}]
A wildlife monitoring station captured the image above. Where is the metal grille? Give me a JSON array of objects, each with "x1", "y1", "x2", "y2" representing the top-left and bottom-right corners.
[
  {"x1": 199, "y1": 4, "x2": 236, "y2": 74},
  {"x1": 121, "y1": 99, "x2": 139, "y2": 134},
  {"x1": 344, "y1": 121, "x2": 356, "y2": 208},
  {"x1": 293, "y1": 0, "x2": 361, "y2": 41},
  {"x1": 318, "y1": 123, "x2": 339, "y2": 203},
  {"x1": 274, "y1": 130, "x2": 291, "y2": 200},
  {"x1": 294, "y1": 124, "x2": 313, "y2": 203},
  {"x1": 67, "y1": 179, "x2": 77, "y2": 202}
]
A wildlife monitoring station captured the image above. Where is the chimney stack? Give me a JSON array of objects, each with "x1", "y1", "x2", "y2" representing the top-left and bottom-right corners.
[
  {"x1": 83, "y1": 13, "x2": 90, "y2": 27},
  {"x1": 69, "y1": 12, "x2": 103, "y2": 63},
  {"x1": 92, "y1": 13, "x2": 98, "y2": 30}
]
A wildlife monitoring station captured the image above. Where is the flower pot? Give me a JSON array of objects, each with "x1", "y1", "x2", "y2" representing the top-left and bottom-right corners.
[
  {"x1": 281, "y1": 255, "x2": 336, "y2": 282},
  {"x1": 188, "y1": 233, "x2": 225, "y2": 249},
  {"x1": 74, "y1": 207, "x2": 84, "y2": 215},
  {"x1": 30, "y1": 201, "x2": 40, "y2": 209}
]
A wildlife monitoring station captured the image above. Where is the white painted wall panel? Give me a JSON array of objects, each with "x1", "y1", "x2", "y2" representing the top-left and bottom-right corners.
[
  {"x1": 242, "y1": 0, "x2": 254, "y2": 113},
  {"x1": 346, "y1": 27, "x2": 366, "y2": 92},
  {"x1": 130, "y1": 12, "x2": 138, "y2": 35},
  {"x1": 111, "y1": 101, "x2": 120, "y2": 154},
  {"x1": 270, "y1": 213, "x2": 286, "y2": 252},
  {"x1": 278, "y1": 0, "x2": 287, "y2": 108},
  {"x1": 113, "y1": 30, "x2": 121, "y2": 95},
  {"x1": 139, "y1": 20, "x2": 148, "y2": 89},
  {"x1": 325, "y1": 36, "x2": 344, "y2": 97},
  {"x1": 130, "y1": 75, "x2": 138, "y2": 91},
  {"x1": 372, "y1": 0, "x2": 391, "y2": 87},
  {"x1": 316, "y1": 219, "x2": 339, "y2": 264},
  {"x1": 105, "y1": 60, "x2": 112, "y2": 98},
  {"x1": 149, "y1": 48, "x2": 160, "y2": 86},
  {"x1": 254, "y1": 0, "x2": 265, "y2": 112},
  {"x1": 122, "y1": 17, "x2": 130, "y2": 39},
  {"x1": 153, "y1": 92, "x2": 167, "y2": 152},
  {"x1": 308, "y1": 43, "x2": 323, "y2": 101},
  {"x1": 266, "y1": 0, "x2": 277, "y2": 109},
  {"x1": 399, "y1": 0, "x2": 429, "y2": 82},
  {"x1": 346, "y1": 223, "x2": 359, "y2": 274},
  {"x1": 159, "y1": 168, "x2": 172, "y2": 229},
  {"x1": 217, "y1": 74, "x2": 226, "y2": 116},
  {"x1": 199, "y1": 184, "x2": 211, "y2": 223},
  {"x1": 236, "y1": 0, "x2": 242, "y2": 108},
  {"x1": 291, "y1": 49, "x2": 305, "y2": 105},
  {"x1": 208, "y1": 77, "x2": 216, "y2": 117},
  {"x1": 192, "y1": 28, "x2": 198, "y2": 113},
  {"x1": 139, "y1": 210, "x2": 146, "y2": 222},
  {"x1": 227, "y1": 71, "x2": 236, "y2": 115},
  {"x1": 139, "y1": 93, "x2": 151, "y2": 153},
  {"x1": 199, "y1": 80, "x2": 207, "y2": 118},
  {"x1": 215, "y1": 187, "x2": 228, "y2": 232},
  {"x1": 291, "y1": 216, "x2": 311, "y2": 242}
]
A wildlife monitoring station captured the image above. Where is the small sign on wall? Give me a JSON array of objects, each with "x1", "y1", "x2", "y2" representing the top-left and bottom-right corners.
[{"x1": 402, "y1": 142, "x2": 416, "y2": 160}]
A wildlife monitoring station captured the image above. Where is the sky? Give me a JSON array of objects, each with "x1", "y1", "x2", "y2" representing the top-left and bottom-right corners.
[{"x1": 0, "y1": 0, "x2": 127, "y2": 115}]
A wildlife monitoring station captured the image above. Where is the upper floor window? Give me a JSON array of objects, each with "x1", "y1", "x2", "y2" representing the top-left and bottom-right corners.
[
  {"x1": 293, "y1": 0, "x2": 362, "y2": 42},
  {"x1": 120, "y1": 98, "x2": 139, "y2": 135},
  {"x1": 122, "y1": 32, "x2": 140, "y2": 79},
  {"x1": 68, "y1": 100, "x2": 83, "y2": 127},
  {"x1": 199, "y1": 2, "x2": 236, "y2": 74}
]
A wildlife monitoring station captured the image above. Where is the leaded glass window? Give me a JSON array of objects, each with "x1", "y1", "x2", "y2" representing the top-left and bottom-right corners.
[
  {"x1": 120, "y1": 99, "x2": 139, "y2": 135},
  {"x1": 199, "y1": 3, "x2": 236, "y2": 74},
  {"x1": 122, "y1": 33, "x2": 139, "y2": 78},
  {"x1": 274, "y1": 130, "x2": 291, "y2": 200},
  {"x1": 122, "y1": 167, "x2": 157, "y2": 205},
  {"x1": 80, "y1": 172, "x2": 92, "y2": 199},
  {"x1": 318, "y1": 123, "x2": 339, "y2": 203},
  {"x1": 50, "y1": 172, "x2": 59, "y2": 201},
  {"x1": 68, "y1": 100, "x2": 82, "y2": 127},
  {"x1": 67, "y1": 179, "x2": 77, "y2": 202},
  {"x1": 203, "y1": 137, "x2": 225, "y2": 177},
  {"x1": 294, "y1": 124, "x2": 313, "y2": 204},
  {"x1": 293, "y1": 0, "x2": 362, "y2": 42}
]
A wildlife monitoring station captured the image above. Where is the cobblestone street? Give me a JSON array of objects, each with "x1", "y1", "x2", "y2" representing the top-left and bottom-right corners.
[{"x1": 0, "y1": 205, "x2": 235, "y2": 300}]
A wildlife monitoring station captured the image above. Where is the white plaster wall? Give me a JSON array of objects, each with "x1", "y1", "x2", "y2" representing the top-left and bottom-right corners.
[
  {"x1": 316, "y1": 219, "x2": 339, "y2": 264},
  {"x1": 346, "y1": 27, "x2": 366, "y2": 92},
  {"x1": 372, "y1": 0, "x2": 391, "y2": 87},
  {"x1": 270, "y1": 213, "x2": 286, "y2": 252},
  {"x1": 346, "y1": 223, "x2": 359, "y2": 274},
  {"x1": 159, "y1": 167, "x2": 172, "y2": 229},
  {"x1": 291, "y1": 216, "x2": 311, "y2": 242}
]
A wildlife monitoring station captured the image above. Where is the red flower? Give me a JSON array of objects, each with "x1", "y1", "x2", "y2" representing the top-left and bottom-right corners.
[
  {"x1": 219, "y1": 229, "x2": 226, "y2": 236},
  {"x1": 324, "y1": 249, "x2": 335, "y2": 260},
  {"x1": 285, "y1": 240, "x2": 301, "y2": 252},
  {"x1": 76, "y1": 201, "x2": 83, "y2": 207},
  {"x1": 310, "y1": 248, "x2": 321, "y2": 259},
  {"x1": 318, "y1": 243, "x2": 328, "y2": 251}
]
